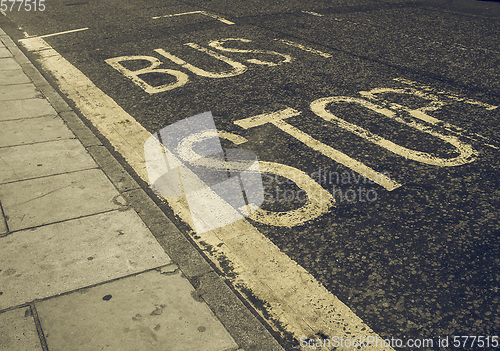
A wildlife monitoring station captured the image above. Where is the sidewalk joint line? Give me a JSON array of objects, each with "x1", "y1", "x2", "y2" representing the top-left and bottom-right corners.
[
  {"x1": 0, "y1": 266, "x2": 180, "y2": 317},
  {"x1": 0, "y1": 302, "x2": 31, "y2": 315},
  {"x1": 0, "y1": 81, "x2": 32, "y2": 87},
  {"x1": 0, "y1": 165, "x2": 99, "y2": 186},
  {"x1": 0, "y1": 112, "x2": 58, "y2": 122},
  {"x1": 0, "y1": 137, "x2": 78, "y2": 150},
  {"x1": 0, "y1": 201, "x2": 9, "y2": 237},
  {"x1": 1, "y1": 264, "x2": 178, "y2": 309},
  {"x1": 2, "y1": 208, "x2": 122, "y2": 236},
  {"x1": 29, "y1": 303, "x2": 49, "y2": 351}
]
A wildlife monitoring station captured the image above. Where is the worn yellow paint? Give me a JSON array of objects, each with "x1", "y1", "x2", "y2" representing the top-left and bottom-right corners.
[
  {"x1": 235, "y1": 108, "x2": 402, "y2": 190},
  {"x1": 19, "y1": 35, "x2": 395, "y2": 350}
]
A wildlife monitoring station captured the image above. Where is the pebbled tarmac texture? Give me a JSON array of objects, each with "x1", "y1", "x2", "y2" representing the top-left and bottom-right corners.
[{"x1": 2, "y1": 0, "x2": 498, "y2": 348}]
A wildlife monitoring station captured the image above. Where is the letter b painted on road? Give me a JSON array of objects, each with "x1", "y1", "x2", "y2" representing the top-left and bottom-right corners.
[{"x1": 105, "y1": 55, "x2": 189, "y2": 94}]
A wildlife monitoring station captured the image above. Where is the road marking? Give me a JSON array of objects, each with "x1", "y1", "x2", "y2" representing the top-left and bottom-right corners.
[
  {"x1": 37, "y1": 27, "x2": 89, "y2": 38},
  {"x1": 218, "y1": 130, "x2": 247, "y2": 145},
  {"x1": 152, "y1": 10, "x2": 235, "y2": 25},
  {"x1": 235, "y1": 108, "x2": 402, "y2": 191},
  {"x1": 170, "y1": 128, "x2": 334, "y2": 227},
  {"x1": 105, "y1": 55, "x2": 190, "y2": 94},
  {"x1": 155, "y1": 45, "x2": 247, "y2": 78},
  {"x1": 301, "y1": 10, "x2": 324, "y2": 17},
  {"x1": 19, "y1": 34, "x2": 394, "y2": 350},
  {"x1": 105, "y1": 44, "x2": 250, "y2": 94},
  {"x1": 16, "y1": 27, "x2": 90, "y2": 40},
  {"x1": 362, "y1": 83, "x2": 499, "y2": 150},
  {"x1": 394, "y1": 78, "x2": 498, "y2": 111},
  {"x1": 208, "y1": 38, "x2": 293, "y2": 66},
  {"x1": 247, "y1": 161, "x2": 334, "y2": 227},
  {"x1": 275, "y1": 38, "x2": 332, "y2": 58},
  {"x1": 106, "y1": 38, "x2": 295, "y2": 93},
  {"x1": 311, "y1": 96, "x2": 477, "y2": 167}
]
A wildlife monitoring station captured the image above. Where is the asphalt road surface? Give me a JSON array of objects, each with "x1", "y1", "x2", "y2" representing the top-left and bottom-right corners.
[{"x1": 2, "y1": 0, "x2": 499, "y2": 349}]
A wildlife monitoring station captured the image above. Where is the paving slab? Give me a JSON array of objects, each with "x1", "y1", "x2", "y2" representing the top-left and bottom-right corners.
[
  {"x1": 0, "y1": 47, "x2": 11, "y2": 58},
  {"x1": 0, "y1": 36, "x2": 29, "y2": 65},
  {"x1": 0, "y1": 139, "x2": 97, "y2": 184},
  {"x1": 0, "y1": 98, "x2": 56, "y2": 121},
  {"x1": 35, "y1": 269, "x2": 238, "y2": 351},
  {"x1": 0, "y1": 168, "x2": 124, "y2": 231},
  {"x1": 121, "y1": 189, "x2": 214, "y2": 280},
  {"x1": 0, "y1": 307, "x2": 43, "y2": 351},
  {"x1": 0, "y1": 115, "x2": 74, "y2": 148},
  {"x1": 0, "y1": 69, "x2": 31, "y2": 86},
  {"x1": 0, "y1": 57, "x2": 21, "y2": 71},
  {"x1": 0, "y1": 82, "x2": 41, "y2": 101},
  {"x1": 0, "y1": 209, "x2": 171, "y2": 309}
]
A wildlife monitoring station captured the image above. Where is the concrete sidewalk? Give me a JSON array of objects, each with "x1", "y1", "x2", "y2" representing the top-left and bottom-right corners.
[{"x1": 0, "y1": 27, "x2": 283, "y2": 351}]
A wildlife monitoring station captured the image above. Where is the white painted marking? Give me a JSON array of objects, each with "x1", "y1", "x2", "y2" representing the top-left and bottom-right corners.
[
  {"x1": 103, "y1": 37, "x2": 299, "y2": 93},
  {"x1": 18, "y1": 36, "x2": 51, "y2": 51},
  {"x1": 176, "y1": 129, "x2": 221, "y2": 163},
  {"x1": 37, "y1": 27, "x2": 89, "y2": 39},
  {"x1": 155, "y1": 45, "x2": 247, "y2": 78},
  {"x1": 105, "y1": 45, "x2": 249, "y2": 94},
  {"x1": 105, "y1": 55, "x2": 189, "y2": 94},
  {"x1": 178, "y1": 161, "x2": 251, "y2": 233},
  {"x1": 301, "y1": 10, "x2": 323, "y2": 17},
  {"x1": 152, "y1": 10, "x2": 200, "y2": 19},
  {"x1": 275, "y1": 39, "x2": 332, "y2": 58},
  {"x1": 148, "y1": 129, "x2": 261, "y2": 232},
  {"x1": 173, "y1": 129, "x2": 334, "y2": 227},
  {"x1": 199, "y1": 11, "x2": 235, "y2": 25},
  {"x1": 235, "y1": 107, "x2": 302, "y2": 129},
  {"x1": 218, "y1": 130, "x2": 247, "y2": 145},
  {"x1": 361, "y1": 84, "x2": 499, "y2": 150},
  {"x1": 0, "y1": 10, "x2": 6, "y2": 16},
  {"x1": 208, "y1": 38, "x2": 292, "y2": 66},
  {"x1": 18, "y1": 28, "x2": 90, "y2": 41},
  {"x1": 248, "y1": 161, "x2": 334, "y2": 227},
  {"x1": 394, "y1": 78, "x2": 498, "y2": 110},
  {"x1": 235, "y1": 108, "x2": 401, "y2": 191},
  {"x1": 311, "y1": 96, "x2": 477, "y2": 167},
  {"x1": 152, "y1": 10, "x2": 235, "y2": 25},
  {"x1": 19, "y1": 35, "x2": 394, "y2": 350}
]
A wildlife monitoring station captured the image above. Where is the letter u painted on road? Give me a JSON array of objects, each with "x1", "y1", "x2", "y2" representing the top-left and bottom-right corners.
[
  {"x1": 155, "y1": 44, "x2": 247, "y2": 78},
  {"x1": 105, "y1": 38, "x2": 293, "y2": 94}
]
